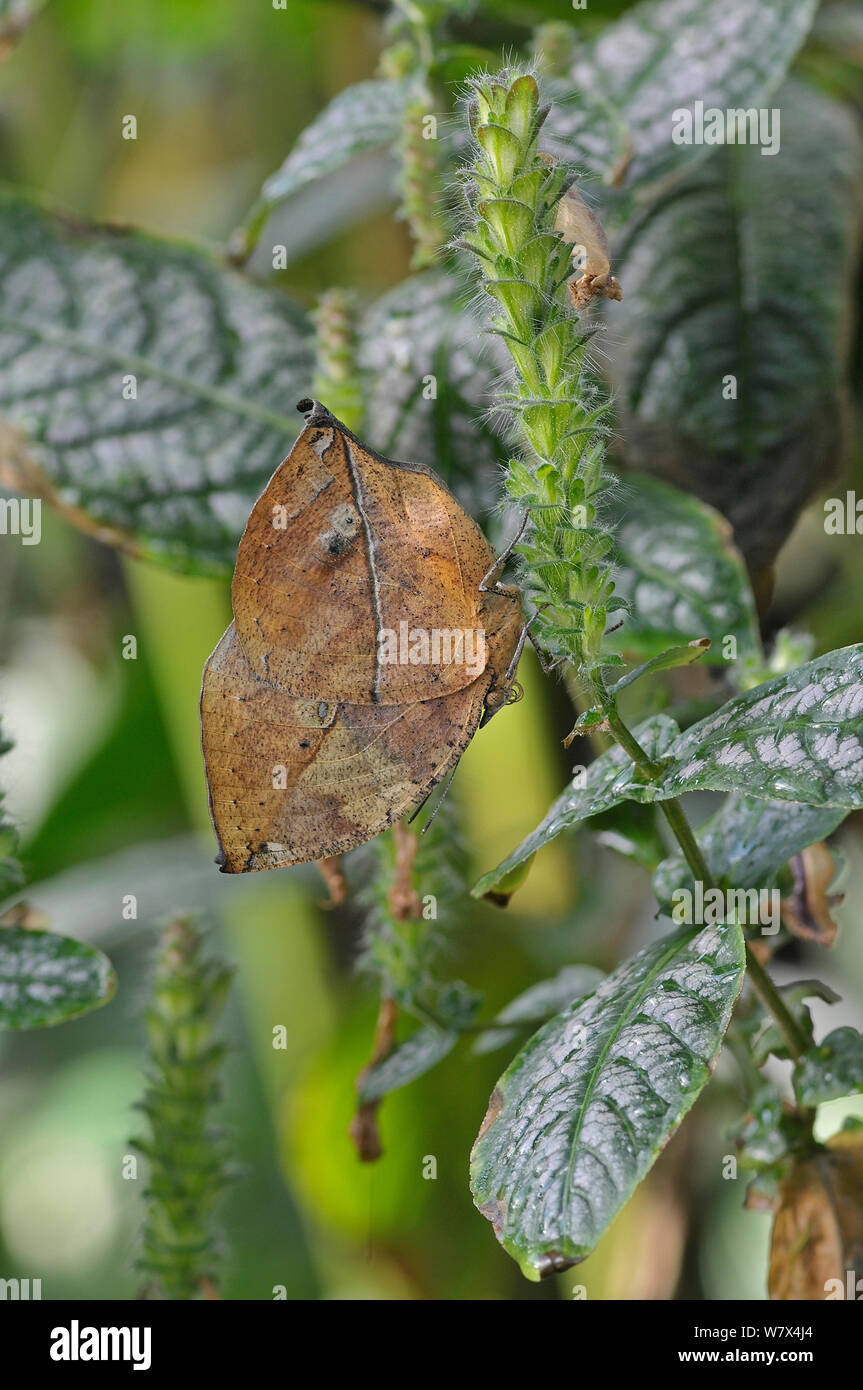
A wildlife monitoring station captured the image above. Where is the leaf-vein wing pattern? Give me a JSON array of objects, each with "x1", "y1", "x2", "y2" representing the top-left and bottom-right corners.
[{"x1": 231, "y1": 417, "x2": 497, "y2": 703}]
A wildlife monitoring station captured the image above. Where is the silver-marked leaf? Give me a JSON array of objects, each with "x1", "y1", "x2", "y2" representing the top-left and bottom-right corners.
[
  {"x1": 586, "y1": 800, "x2": 667, "y2": 870},
  {"x1": 545, "y1": 0, "x2": 818, "y2": 192},
  {"x1": 358, "y1": 1026, "x2": 459, "y2": 1103},
  {"x1": 0, "y1": 192, "x2": 314, "y2": 574},
  {"x1": 0, "y1": 720, "x2": 23, "y2": 903},
  {"x1": 244, "y1": 152, "x2": 396, "y2": 274},
  {"x1": 793, "y1": 1028, "x2": 863, "y2": 1106},
  {"x1": 542, "y1": 76, "x2": 630, "y2": 184},
  {"x1": 358, "y1": 983, "x2": 480, "y2": 1102},
  {"x1": 357, "y1": 271, "x2": 506, "y2": 510},
  {"x1": 608, "y1": 79, "x2": 863, "y2": 573},
  {"x1": 471, "y1": 919, "x2": 745, "y2": 1279},
  {"x1": 472, "y1": 716, "x2": 680, "y2": 898},
  {"x1": 478, "y1": 646, "x2": 863, "y2": 900},
  {"x1": 473, "y1": 966, "x2": 605, "y2": 1056},
  {"x1": 609, "y1": 474, "x2": 761, "y2": 662},
  {"x1": 235, "y1": 79, "x2": 409, "y2": 262},
  {"x1": 658, "y1": 645, "x2": 863, "y2": 805},
  {"x1": 653, "y1": 795, "x2": 847, "y2": 910},
  {"x1": 0, "y1": 926, "x2": 116, "y2": 1029}
]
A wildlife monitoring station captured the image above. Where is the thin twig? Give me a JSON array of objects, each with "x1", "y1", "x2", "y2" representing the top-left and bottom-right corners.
[{"x1": 349, "y1": 996, "x2": 400, "y2": 1163}]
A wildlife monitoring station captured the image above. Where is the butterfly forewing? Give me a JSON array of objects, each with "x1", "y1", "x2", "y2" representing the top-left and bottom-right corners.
[{"x1": 231, "y1": 417, "x2": 497, "y2": 704}]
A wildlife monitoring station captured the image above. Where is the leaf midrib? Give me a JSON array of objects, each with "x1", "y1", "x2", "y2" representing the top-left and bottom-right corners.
[{"x1": 558, "y1": 926, "x2": 703, "y2": 1250}]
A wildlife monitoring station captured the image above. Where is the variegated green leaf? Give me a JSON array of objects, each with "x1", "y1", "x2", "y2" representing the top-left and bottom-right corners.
[
  {"x1": 609, "y1": 475, "x2": 760, "y2": 663},
  {"x1": 657, "y1": 646, "x2": 863, "y2": 805},
  {"x1": 473, "y1": 966, "x2": 605, "y2": 1056},
  {"x1": 653, "y1": 795, "x2": 846, "y2": 909},
  {"x1": 471, "y1": 919, "x2": 745, "y2": 1279},
  {"x1": 547, "y1": 0, "x2": 817, "y2": 191},
  {"x1": 235, "y1": 79, "x2": 408, "y2": 262},
  {"x1": 0, "y1": 926, "x2": 116, "y2": 1029},
  {"x1": 472, "y1": 716, "x2": 679, "y2": 898},
  {"x1": 0, "y1": 192, "x2": 313, "y2": 574},
  {"x1": 357, "y1": 271, "x2": 506, "y2": 510}
]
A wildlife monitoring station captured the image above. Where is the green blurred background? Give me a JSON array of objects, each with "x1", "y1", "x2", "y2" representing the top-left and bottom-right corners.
[{"x1": 0, "y1": 0, "x2": 862, "y2": 1301}]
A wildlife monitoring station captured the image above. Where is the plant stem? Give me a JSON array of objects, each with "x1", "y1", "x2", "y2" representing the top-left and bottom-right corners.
[
  {"x1": 743, "y1": 947, "x2": 810, "y2": 1060},
  {"x1": 460, "y1": 66, "x2": 809, "y2": 1075},
  {"x1": 657, "y1": 798, "x2": 710, "y2": 884},
  {"x1": 382, "y1": 0, "x2": 450, "y2": 267},
  {"x1": 349, "y1": 994, "x2": 399, "y2": 1163},
  {"x1": 591, "y1": 678, "x2": 707, "y2": 881},
  {"x1": 132, "y1": 915, "x2": 234, "y2": 1300},
  {"x1": 594, "y1": 680, "x2": 810, "y2": 1062},
  {"x1": 603, "y1": 702, "x2": 663, "y2": 779}
]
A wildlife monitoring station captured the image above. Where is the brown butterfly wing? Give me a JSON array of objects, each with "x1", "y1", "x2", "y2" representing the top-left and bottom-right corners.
[
  {"x1": 201, "y1": 623, "x2": 490, "y2": 872},
  {"x1": 231, "y1": 411, "x2": 498, "y2": 704}
]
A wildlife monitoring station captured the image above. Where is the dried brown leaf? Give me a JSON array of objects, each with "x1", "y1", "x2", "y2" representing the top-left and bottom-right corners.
[{"x1": 768, "y1": 1142, "x2": 863, "y2": 1299}]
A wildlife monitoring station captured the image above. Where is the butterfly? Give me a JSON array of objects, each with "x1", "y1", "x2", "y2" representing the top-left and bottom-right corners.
[{"x1": 200, "y1": 399, "x2": 526, "y2": 873}]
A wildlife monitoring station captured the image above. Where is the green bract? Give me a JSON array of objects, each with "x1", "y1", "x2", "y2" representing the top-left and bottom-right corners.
[{"x1": 460, "y1": 68, "x2": 618, "y2": 676}]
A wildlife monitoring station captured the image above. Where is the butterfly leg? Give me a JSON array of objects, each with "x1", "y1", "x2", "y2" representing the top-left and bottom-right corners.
[
  {"x1": 515, "y1": 604, "x2": 559, "y2": 677},
  {"x1": 504, "y1": 616, "x2": 533, "y2": 687},
  {"x1": 505, "y1": 604, "x2": 563, "y2": 686},
  {"x1": 481, "y1": 607, "x2": 555, "y2": 730},
  {"x1": 524, "y1": 618, "x2": 558, "y2": 675},
  {"x1": 479, "y1": 510, "x2": 529, "y2": 593}
]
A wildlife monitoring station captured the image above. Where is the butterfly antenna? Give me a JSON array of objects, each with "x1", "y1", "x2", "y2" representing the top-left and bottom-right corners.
[
  {"x1": 415, "y1": 757, "x2": 462, "y2": 835},
  {"x1": 407, "y1": 788, "x2": 434, "y2": 825}
]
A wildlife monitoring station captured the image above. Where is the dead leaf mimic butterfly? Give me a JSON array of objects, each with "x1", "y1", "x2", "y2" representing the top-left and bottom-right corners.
[{"x1": 200, "y1": 399, "x2": 526, "y2": 873}]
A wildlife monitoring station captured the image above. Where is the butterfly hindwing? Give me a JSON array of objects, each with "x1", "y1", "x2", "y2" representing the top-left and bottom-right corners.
[{"x1": 201, "y1": 622, "x2": 490, "y2": 871}]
